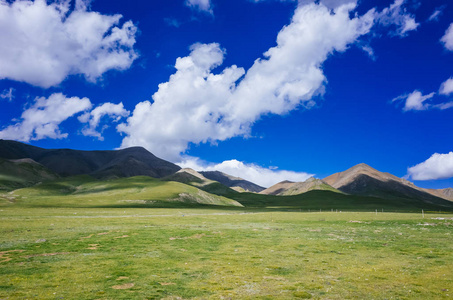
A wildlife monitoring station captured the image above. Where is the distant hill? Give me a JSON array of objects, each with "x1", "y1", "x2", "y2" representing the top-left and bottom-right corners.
[
  {"x1": 0, "y1": 140, "x2": 180, "y2": 179},
  {"x1": 323, "y1": 163, "x2": 452, "y2": 207},
  {"x1": 163, "y1": 168, "x2": 238, "y2": 196},
  {"x1": 260, "y1": 177, "x2": 340, "y2": 196},
  {"x1": 0, "y1": 158, "x2": 59, "y2": 191},
  {"x1": 200, "y1": 171, "x2": 265, "y2": 193},
  {"x1": 259, "y1": 180, "x2": 295, "y2": 195},
  {"x1": 7, "y1": 175, "x2": 243, "y2": 208}
]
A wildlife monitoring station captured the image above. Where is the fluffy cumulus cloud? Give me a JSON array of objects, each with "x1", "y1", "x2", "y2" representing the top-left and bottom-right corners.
[
  {"x1": 0, "y1": 93, "x2": 92, "y2": 141},
  {"x1": 78, "y1": 102, "x2": 130, "y2": 140},
  {"x1": 0, "y1": 0, "x2": 138, "y2": 88},
  {"x1": 185, "y1": 0, "x2": 212, "y2": 13},
  {"x1": 407, "y1": 152, "x2": 453, "y2": 181},
  {"x1": 179, "y1": 158, "x2": 313, "y2": 187},
  {"x1": 0, "y1": 87, "x2": 14, "y2": 102},
  {"x1": 118, "y1": 2, "x2": 375, "y2": 161},
  {"x1": 441, "y1": 23, "x2": 453, "y2": 51},
  {"x1": 376, "y1": 0, "x2": 419, "y2": 37},
  {"x1": 439, "y1": 77, "x2": 453, "y2": 96}
]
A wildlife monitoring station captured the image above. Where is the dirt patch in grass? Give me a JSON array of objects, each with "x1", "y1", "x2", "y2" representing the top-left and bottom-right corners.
[
  {"x1": 0, "y1": 250, "x2": 25, "y2": 262},
  {"x1": 114, "y1": 235, "x2": 129, "y2": 239},
  {"x1": 25, "y1": 252, "x2": 70, "y2": 258},
  {"x1": 169, "y1": 233, "x2": 206, "y2": 240},
  {"x1": 87, "y1": 244, "x2": 100, "y2": 250},
  {"x1": 116, "y1": 276, "x2": 129, "y2": 280},
  {"x1": 112, "y1": 283, "x2": 134, "y2": 289},
  {"x1": 78, "y1": 234, "x2": 94, "y2": 241}
]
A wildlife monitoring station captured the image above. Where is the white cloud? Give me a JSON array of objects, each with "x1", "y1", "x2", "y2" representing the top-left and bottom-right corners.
[
  {"x1": 118, "y1": 2, "x2": 375, "y2": 161},
  {"x1": 428, "y1": 8, "x2": 443, "y2": 22},
  {"x1": 118, "y1": 43, "x2": 245, "y2": 161},
  {"x1": 0, "y1": 93, "x2": 92, "y2": 141},
  {"x1": 178, "y1": 158, "x2": 313, "y2": 187},
  {"x1": 407, "y1": 152, "x2": 453, "y2": 180},
  {"x1": 376, "y1": 0, "x2": 419, "y2": 37},
  {"x1": 0, "y1": 0, "x2": 138, "y2": 88},
  {"x1": 0, "y1": 87, "x2": 14, "y2": 102},
  {"x1": 185, "y1": 0, "x2": 212, "y2": 14},
  {"x1": 79, "y1": 102, "x2": 129, "y2": 140},
  {"x1": 441, "y1": 23, "x2": 453, "y2": 51},
  {"x1": 435, "y1": 102, "x2": 453, "y2": 110},
  {"x1": 393, "y1": 78, "x2": 453, "y2": 112},
  {"x1": 392, "y1": 90, "x2": 435, "y2": 112},
  {"x1": 439, "y1": 77, "x2": 453, "y2": 96}
]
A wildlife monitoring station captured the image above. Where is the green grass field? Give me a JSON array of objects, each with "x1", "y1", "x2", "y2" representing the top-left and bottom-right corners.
[
  {"x1": 1, "y1": 206, "x2": 452, "y2": 299},
  {"x1": 0, "y1": 176, "x2": 452, "y2": 299}
]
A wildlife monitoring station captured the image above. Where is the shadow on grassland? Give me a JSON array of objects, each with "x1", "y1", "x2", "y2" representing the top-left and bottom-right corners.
[{"x1": 226, "y1": 190, "x2": 453, "y2": 213}]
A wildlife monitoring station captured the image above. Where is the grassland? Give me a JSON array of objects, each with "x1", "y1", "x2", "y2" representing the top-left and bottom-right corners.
[
  {"x1": 0, "y1": 206, "x2": 452, "y2": 299},
  {"x1": 0, "y1": 176, "x2": 452, "y2": 299}
]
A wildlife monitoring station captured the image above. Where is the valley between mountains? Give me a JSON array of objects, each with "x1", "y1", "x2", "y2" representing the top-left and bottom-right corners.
[{"x1": 1, "y1": 139, "x2": 452, "y2": 211}]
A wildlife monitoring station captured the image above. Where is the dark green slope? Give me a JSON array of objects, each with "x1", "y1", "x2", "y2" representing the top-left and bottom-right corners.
[
  {"x1": 229, "y1": 190, "x2": 453, "y2": 211},
  {"x1": 0, "y1": 158, "x2": 59, "y2": 191}
]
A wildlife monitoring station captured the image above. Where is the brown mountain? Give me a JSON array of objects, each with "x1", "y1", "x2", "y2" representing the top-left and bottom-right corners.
[
  {"x1": 259, "y1": 180, "x2": 295, "y2": 195},
  {"x1": 260, "y1": 177, "x2": 340, "y2": 196},
  {"x1": 323, "y1": 163, "x2": 452, "y2": 207},
  {"x1": 163, "y1": 168, "x2": 238, "y2": 196},
  {"x1": 425, "y1": 188, "x2": 453, "y2": 201},
  {"x1": 199, "y1": 171, "x2": 265, "y2": 193},
  {"x1": 0, "y1": 139, "x2": 180, "y2": 179}
]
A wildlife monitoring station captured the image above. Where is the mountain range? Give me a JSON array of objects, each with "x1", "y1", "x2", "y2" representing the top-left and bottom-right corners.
[
  {"x1": 1, "y1": 139, "x2": 452, "y2": 210},
  {"x1": 0, "y1": 139, "x2": 180, "y2": 178}
]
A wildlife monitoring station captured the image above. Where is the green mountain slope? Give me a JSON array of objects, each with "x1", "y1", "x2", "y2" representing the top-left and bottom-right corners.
[
  {"x1": 0, "y1": 158, "x2": 59, "y2": 191},
  {"x1": 5, "y1": 176, "x2": 243, "y2": 208}
]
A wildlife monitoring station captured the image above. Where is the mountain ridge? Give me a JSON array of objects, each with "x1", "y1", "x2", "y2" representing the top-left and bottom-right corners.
[
  {"x1": 261, "y1": 177, "x2": 341, "y2": 196},
  {"x1": 200, "y1": 171, "x2": 265, "y2": 193},
  {"x1": 0, "y1": 139, "x2": 180, "y2": 179},
  {"x1": 324, "y1": 163, "x2": 452, "y2": 207},
  {"x1": 1, "y1": 141, "x2": 452, "y2": 209}
]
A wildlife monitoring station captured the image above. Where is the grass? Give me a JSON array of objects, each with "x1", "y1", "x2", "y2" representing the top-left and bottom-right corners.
[
  {"x1": 0, "y1": 207, "x2": 452, "y2": 299},
  {"x1": 1, "y1": 176, "x2": 242, "y2": 208},
  {"x1": 1, "y1": 176, "x2": 452, "y2": 299}
]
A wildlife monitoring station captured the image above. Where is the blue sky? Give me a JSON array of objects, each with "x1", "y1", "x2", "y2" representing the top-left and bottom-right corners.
[{"x1": 0, "y1": 0, "x2": 452, "y2": 188}]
